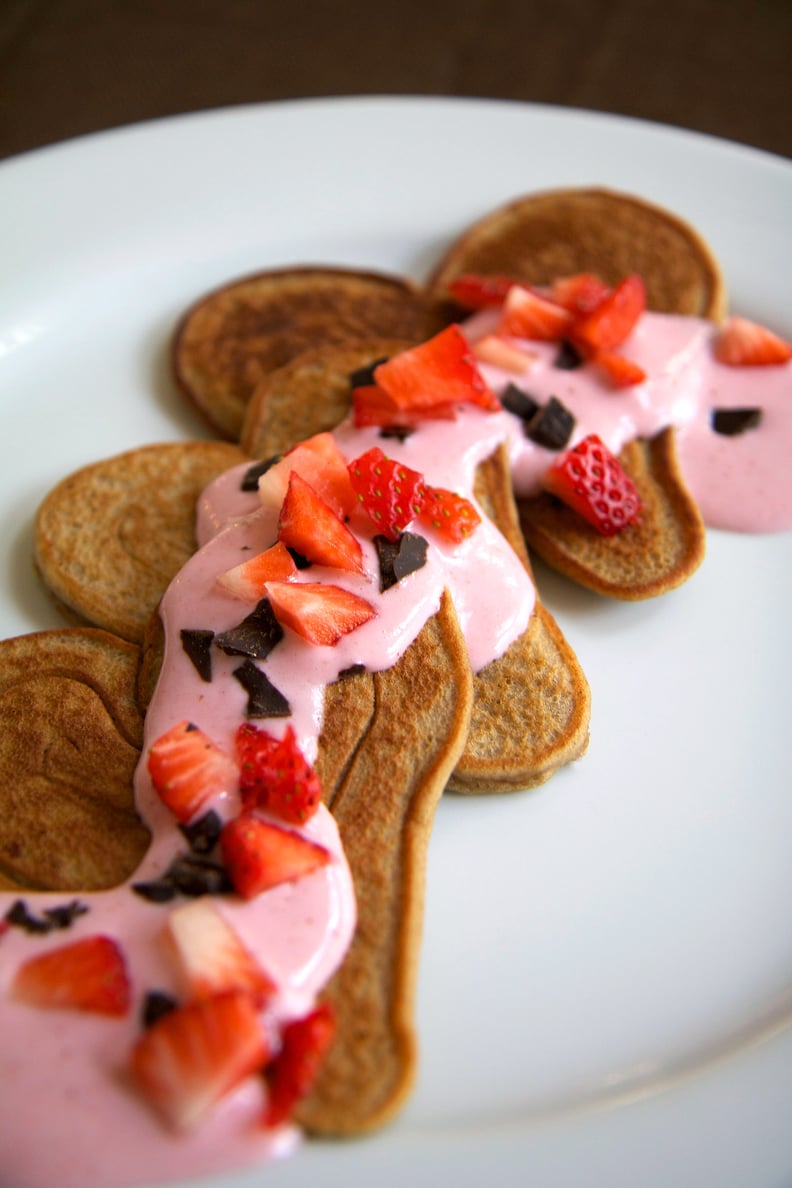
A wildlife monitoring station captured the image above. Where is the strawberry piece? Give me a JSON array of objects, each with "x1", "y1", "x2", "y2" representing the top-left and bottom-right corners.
[
  {"x1": 11, "y1": 934, "x2": 131, "y2": 1016},
  {"x1": 714, "y1": 315, "x2": 792, "y2": 366},
  {"x1": 447, "y1": 273, "x2": 517, "y2": 309},
  {"x1": 418, "y1": 486, "x2": 481, "y2": 543},
  {"x1": 352, "y1": 384, "x2": 457, "y2": 428},
  {"x1": 278, "y1": 471, "x2": 364, "y2": 575},
  {"x1": 265, "y1": 1003, "x2": 336, "y2": 1127},
  {"x1": 572, "y1": 274, "x2": 646, "y2": 354},
  {"x1": 216, "y1": 542, "x2": 298, "y2": 601},
  {"x1": 347, "y1": 447, "x2": 426, "y2": 541},
  {"x1": 220, "y1": 815, "x2": 331, "y2": 899},
  {"x1": 264, "y1": 580, "x2": 376, "y2": 647},
  {"x1": 166, "y1": 899, "x2": 277, "y2": 1003},
  {"x1": 471, "y1": 333, "x2": 535, "y2": 373},
  {"x1": 131, "y1": 990, "x2": 270, "y2": 1131},
  {"x1": 147, "y1": 721, "x2": 239, "y2": 825},
  {"x1": 373, "y1": 325, "x2": 500, "y2": 416},
  {"x1": 237, "y1": 722, "x2": 322, "y2": 824},
  {"x1": 258, "y1": 433, "x2": 357, "y2": 518},
  {"x1": 497, "y1": 285, "x2": 575, "y2": 341},
  {"x1": 549, "y1": 272, "x2": 611, "y2": 315},
  {"x1": 594, "y1": 351, "x2": 647, "y2": 388},
  {"x1": 544, "y1": 434, "x2": 642, "y2": 535}
]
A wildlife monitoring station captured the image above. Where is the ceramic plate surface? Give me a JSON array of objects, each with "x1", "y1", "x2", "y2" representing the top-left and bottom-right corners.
[{"x1": 1, "y1": 97, "x2": 791, "y2": 1188}]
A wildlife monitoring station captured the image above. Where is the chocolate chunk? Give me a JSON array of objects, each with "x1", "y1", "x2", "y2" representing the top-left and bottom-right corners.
[
  {"x1": 131, "y1": 878, "x2": 177, "y2": 904},
  {"x1": 526, "y1": 396, "x2": 576, "y2": 449},
  {"x1": 179, "y1": 810, "x2": 223, "y2": 855},
  {"x1": 711, "y1": 407, "x2": 763, "y2": 436},
  {"x1": 500, "y1": 382, "x2": 540, "y2": 422},
  {"x1": 214, "y1": 599, "x2": 283, "y2": 660},
  {"x1": 168, "y1": 853, "x2": 232, "y2": 896},
  {"x1": 349, "y1": 356, "x2": 389, "y2": 389},
  {"x1": 555, "y1": 339, "x2": 584, "y2": 370},
  {"x1": 43, "y1": 900, "x2": 89, "y2": 930},
  {"x1": 141, "y1": 990, "x2": 179, "y2": 1028},
  {"x1": 233, "y1": 658, "x2": 291, "y2": 718},
  {"x1": 336, "y1": 663, "x2": 367, "y2": 680},
  {"x1": 379, "y1": 425, "x2": 415, "y2": 443},
  {"x1": 180, "y1": 628, "x2": 215, "y2": 682},
  {"x1": 241, "y1": 456, "x2": 280, "y2": 492},
  {"x1": 286, "y1": 546, "x2": 313, "y2": 570},
  {"x1": 4, "y1": 898, "x2": 89, "y2": 935},
  {"x1": 374, "y1": 532, "x2": 429, "y2": 591}
]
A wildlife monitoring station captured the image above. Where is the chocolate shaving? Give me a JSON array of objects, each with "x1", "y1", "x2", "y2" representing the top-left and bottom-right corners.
[
  {"x1": 500, "y1": 382, "x2": 540, "y2": 422},
  {"x1": 711, "y1": 407, "x2": 762, "y2": 436},
  {"x1": 336, "y1": 663, "x2": 367, "y2": 680},
  {"x1": 142, "y1": 990, "x2": 179, "y2": 1028},
  {"x1": 241, "y1": 456, "x2": 281, "y2": 491},
  {"x1": 555, "y1": 339, "x2": 585, "y2": 370},
  {"x1": 375, "y1": 532, "x2": 429, "y2": 591},
  {"x1": 233, "y1": 658, "x2": 291, "y2": 718},
  {"x1": 132, "y1": 850, "x2": 232, "y2": 903},
  {"x1": 526, "y1": 395, "x2": 576, "y2": 449},
  {"x1": 5, "y1": 898, "x2": 89, "y2": 935},
  {"x1": 349, "y1": 356, "x2": 389, "y2": 389},
  {"x1": 379, "y1": 425, "x2": 415, "y2": 443},
  {"x1": 286, "y1": 546, "x2": 313, "y2": 570},
  {"x1": 179, "y1": 809, "x2": 223, "y2": 855},
  {"x1": 180, "y1": 628, "x2": 215, "y2": 682},
  {"x1": 214, "y1": 599, "x2": 283, "y2": 660}
]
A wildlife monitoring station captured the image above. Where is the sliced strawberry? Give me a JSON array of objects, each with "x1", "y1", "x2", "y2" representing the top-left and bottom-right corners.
[
  {"x1": 418, "y1": 486, "x2": 481, "y2": 543},
  {"x1": 549, "y1": 272, "x2": 611, "y2": 315},
  {"x1": 131, "y1": 990, "x2": 270, "y2": 1131},
  {"x1": 447, "y1": 273, "x2": 517, "y2": 309},
  {"x1": 258, "y1": 433, "x2": 357, "y2": 518},
  {"x1": 471, "y1": 333, "x2": 535, "y2": 373},
  {"x1": 373, "y1": 325, "x2": 500, "y2": 416},
  {"x1": 347, "y1": 447, "x2": 426, "y2": 541},
  {"x1": 264, "y1": 580, "x2": 376, "y2": 647},
  {"x1": 220, "y1": 815, "x2": 331, "y2": 899},
  {"x1": 544, "y1": 434, "x2": 642, "y2": 535},
  {"x1": 236, "y1": 722, "x2": 322, "y2": 824},
  {"x1": 497, "y1": 285, "x2": 574, "y2": 341},
  {"x1": 593, "y1": 351, "x2": 647, "y2": 388},
  {"x1": 147, "y1": 721, "x2": 239, "y2": 825},
  {"x1": 714, "y1": 315, "x2": 792, "y2": 366},
  {"x1": 352, "y1": 384, "x2": 457, "y2": 429},
  {"x1": 571, "y1": 274, "x2": 646, "y2": 354},
  {"x1": 11, "y1": 934, "x2": 131, "y2": 1016},
  {"x1": 216, "y1": 542, "x2": 298, "y2": 601},
  {"x1": 278, "y1": 471, "x2": 364, "y2": 574},
  {"x1": 265, "y1": 1003, "x2": 336, "y2": 1127},
  {"x1": 166, "y1": 899, "x2": 276, "y2": 1003}
]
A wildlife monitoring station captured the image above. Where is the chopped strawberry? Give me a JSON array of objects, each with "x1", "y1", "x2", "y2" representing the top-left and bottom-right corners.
[
  {"x1": 373, "y1": 325, "x2": 500, "y2": 416},
  {"x1": 11, "y1": 934, "x2": 131, "y2": 1016},
  {"x1": 166, "y1": 899, "x2": 276, "y2": 1003},
  {"x1": 347, "y1": 447, "x2": 426, "y2": 541},
  {"x1": 418, "y1": 486, "x2": 481, "y2": 543},
  {"x1": 471, "y1": 333, "x2": 535, "y2": 373},
  {"x1": 265, "y1": 1003, "x2": 336, "y2": 1127},
  {"x1": 571, "y1": 274, "x2": 646, "y2": 355},
  {"x1": 352, "y1": 384, "x2": 457, "y2": 428},
  {"x1": 447, "y1": 273, "x2": 517, "y2": 309},
  {"x1": 714, "y1": 315, "x2": 792, "y2": 366},
  {"x1": 278, "y1": 471, "x2": 364, "y2": 574},
  {"x1": 593, "y1": 351, "x2": 647, "y2": 388},
  {"x1": 236, "y1": 722, "x2": 322, "y2": 824},
  {"x1": 264, "y1": 580, "x2": 376, "y2": 647},
  {"x1": 131, "y1": 990, "x2": 270, "y2": 1131},
  {"x1": 216, "y1": 542, "x2": 298, "y2": 601},
  {"x1": 258, "y1": 433, "x2": 357, "y2": 518},
  {"x1": 497, "y1": 285, "x2": 574, "y2": 341},
  {"x1": 147, "y1": 721, "x2": 239, "y2": 825},
  {"x1": 220, "y1": 815, "x2": 331, "y2": 899},
  {"x1": 544, "y1": 434, "x2": 642, "y2": 535},
  {"x1": 549, "y1": 272, "x2": 611, "y2": 315}
]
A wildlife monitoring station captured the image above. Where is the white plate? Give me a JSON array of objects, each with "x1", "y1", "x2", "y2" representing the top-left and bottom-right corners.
[{"x1": 2, "y1": 97, "x2": 791, "y2": 1188}]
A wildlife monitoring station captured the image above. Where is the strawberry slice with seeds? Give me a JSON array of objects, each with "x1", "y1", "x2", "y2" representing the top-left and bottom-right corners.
[
  {"x1": 148, "y1": 721, "x2": 239, "y2": 825},
  {"x1": 714, "y1": 315, "x2": 792, "y2": 366},
  {"x1": 571, "y1": 274, "x2": 646, "y2": 354},
  {"x1": 11, "y1": 934, "x2": 131, "y2": 1016},
  {"x1": 217, "y1": 542, "x2": 298, "y2": 601},
  {"x1": 131, "y1": 990, "x2": 270, "y2": 1131},
  {"x1": 220, "y1": 815, "x2": 331, "y2": 899},
  {"x1": 278, "y1": 471, "x2": 364, "y2": 575},
  {"x1": 347, "y1": 447, "x2": 426, "y2": 541},
  {"x1": 497, "y1": 285, "x2": 575, "y2": 341},
  {"x1": 447, "y1": 273, "x2": 518, "y2": 309},
  {"x1": 166, "y1": 899, "x2": 277, "y2": 1003},
  {"x1": 264, "y1": 580, "x2": 376, "y2": 647},
  {"x1": 544, "y1": 433, "x2": 642, "y2": 535},
  {"x1": 237, "y1": 722, "x2": 322, "y2": 823},
  {"x1": 258, "y1": 433, "x2": 357, "y2": 518},
  {"x1": 352, "y1": 384, "x2": 457, "y2": 428},
  {"x1": 373, "y1": 325, "x2": 500, "y2": 415},
  {"x1": 265, "y1": 1003, "x2": 336, "y2": 1127},
  {"x1": 418, "y1": 486, "x2": 481, "y2": 543}
]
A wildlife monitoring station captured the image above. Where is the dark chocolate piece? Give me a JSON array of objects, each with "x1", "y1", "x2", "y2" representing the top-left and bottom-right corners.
[
  {"x1": 141, "y1": 990, "x2": 179, "y2": 1028},
  {"x1": 336, "y1": 663, "x2": 367, "y2": 680},
  {"x1": 374, "y1": 531, "x2": 429, "y2": 592},
  {"x1": 179, "y1": 810, "x2": 223, "y2": 855},
  {"x1": 241, "y1": 456, "x2": 280, "y2": 492},
  {"x1": 349, "y1": 356, "x2": 389, "y2": 389},
  {"x1": 4, "y1": 898, "x2": 89, "y2": 935},
  {"x1": 526, "y1": 395, "x2": 576, "y2": 449},
  {"x1": 131, "y1": 879, "x2": 177, "y2": 904},
  {"x1": 43, "y1": 900, "x2": 89, "y2": 930},
  {"x1": 711, "y1": 407, "x2": 762, "y2": 436},
  {"x1": 555, "y1": 339, "x2": 585, "y2": 370},
  {"x1": 286, "y1": 546, "x2": 313, "y2": 570},
  {"x1": 180, "y1": 628, "x2": 215, "y2": 682},
  {"x1": 233, "y1": 659, "x2": 291, "y2": 718},
  {"x1": 167, "y1": 853, "x2": 232, "y2": 897},
  {"x1": 500, "y1": 382, "x2": 540, "y2": 422},
  {"x1": 214, "y1": 599, "x2": 284, "y2": 660},
  {"x1": 379, "y1": 425, "x2": 415, "y2": 443}
]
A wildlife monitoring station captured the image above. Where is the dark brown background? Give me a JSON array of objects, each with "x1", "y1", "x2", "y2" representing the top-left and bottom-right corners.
[{"x1": 1, "y1": 0, "x2": 790, "y2": 164}]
